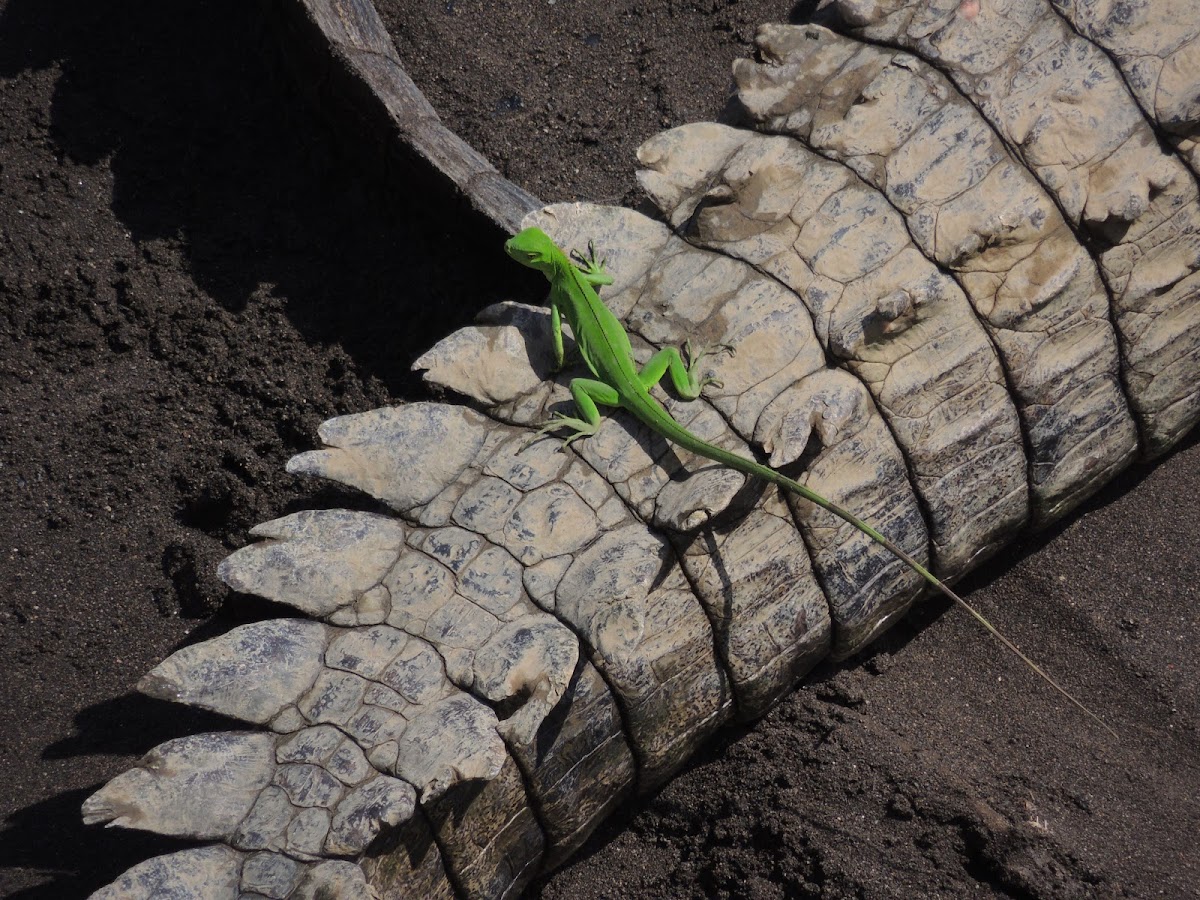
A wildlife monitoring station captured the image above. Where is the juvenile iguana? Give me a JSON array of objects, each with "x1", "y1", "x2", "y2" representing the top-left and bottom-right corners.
[{"x1": 505, "y1": 225, "x2": 1115, "y2": 737}]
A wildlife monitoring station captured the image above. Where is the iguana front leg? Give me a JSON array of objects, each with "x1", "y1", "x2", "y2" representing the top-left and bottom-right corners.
[
  {"x1": 639, "y1": 340, "x2": 735, "y2": 400},
  {"x1": 570, "y1": 240, "x2": 614, "y2": 290},
  {"x1": 548, "y1": 299, "x2": 566, "y2": 371},
  {"x1": 547, "y1": 289, "x2": 596, "y2": 373}
]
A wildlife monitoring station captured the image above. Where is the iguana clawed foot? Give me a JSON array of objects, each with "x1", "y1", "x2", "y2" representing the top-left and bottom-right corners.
[
  {"x1": 684, "y1": 339, "x2": 736, "y2": 392},
  {"x1": 528, "y1": 412, "x2": 599, "y2": 451},
  {"x1": 570, "y1": 241, "x2": 614, "y2": 288}
]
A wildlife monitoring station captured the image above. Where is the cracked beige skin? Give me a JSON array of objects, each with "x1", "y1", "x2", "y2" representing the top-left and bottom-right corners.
[{"x1": 84, "y1": 4, "x2": 1199, "y2": 899}]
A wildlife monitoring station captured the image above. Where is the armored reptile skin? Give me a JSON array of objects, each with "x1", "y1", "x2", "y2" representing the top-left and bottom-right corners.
[{"x1": 83, "y1": 3, "x2": 1200, "y2": 898}]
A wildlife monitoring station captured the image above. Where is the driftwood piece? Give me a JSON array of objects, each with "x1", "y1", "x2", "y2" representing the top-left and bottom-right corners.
[{"x1": 272, "y1": 0, "x2": 540, "y2": 233}]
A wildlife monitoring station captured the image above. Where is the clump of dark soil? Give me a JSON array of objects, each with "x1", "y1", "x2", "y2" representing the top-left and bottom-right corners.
[{"x1": 1, "y1": 1, "x2": 1196, "y2": 898}]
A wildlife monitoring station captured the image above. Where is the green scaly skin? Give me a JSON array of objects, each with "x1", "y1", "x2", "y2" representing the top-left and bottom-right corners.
[{"x1": 505, "y1": 225, "x2": 1114, "y2": 738}]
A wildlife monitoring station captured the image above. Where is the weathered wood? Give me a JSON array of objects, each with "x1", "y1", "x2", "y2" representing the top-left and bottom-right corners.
[{"x1": 270, "y1": 0, "x2": 541, "y2": 234}]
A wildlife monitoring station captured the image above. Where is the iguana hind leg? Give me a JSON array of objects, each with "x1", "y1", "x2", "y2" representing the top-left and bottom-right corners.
[
  {"x1": 639, "y1": 341, "x2": 735, "y2": 400},
  {"x1": 534, "y1": 377, "x2": 619, "y2": 449}
]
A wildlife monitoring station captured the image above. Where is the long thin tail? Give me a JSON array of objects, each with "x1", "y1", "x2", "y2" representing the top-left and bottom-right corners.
[{"x1": 662, "y1": 419, "x2": 1117, "y2": 739}]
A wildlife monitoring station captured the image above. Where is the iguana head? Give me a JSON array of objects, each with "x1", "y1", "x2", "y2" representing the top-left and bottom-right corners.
[{"x1": 504, "y1": 226, "x2": 561, "y2": 277}]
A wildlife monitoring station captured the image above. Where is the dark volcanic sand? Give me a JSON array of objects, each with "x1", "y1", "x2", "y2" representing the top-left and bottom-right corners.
[{"x1": 0, "y1": 1, "x2": 1197, "y2": 898}]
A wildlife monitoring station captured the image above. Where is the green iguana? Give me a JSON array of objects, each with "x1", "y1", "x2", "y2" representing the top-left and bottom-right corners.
[{"x1": 505, "y1": 224, "x2": 1115, "y2": 738}]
